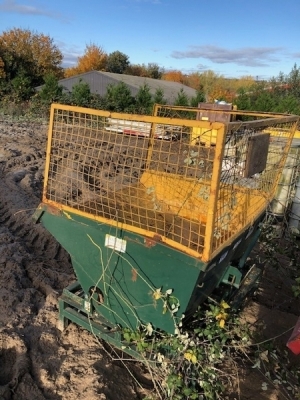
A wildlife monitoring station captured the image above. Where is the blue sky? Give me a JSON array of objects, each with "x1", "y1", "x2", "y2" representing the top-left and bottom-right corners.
[{"x1": 0, "y1": 0, "x2": 299, "y2": 80}]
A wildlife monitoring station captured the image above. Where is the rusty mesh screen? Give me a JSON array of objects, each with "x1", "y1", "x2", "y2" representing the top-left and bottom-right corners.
[{"x1": 44, "y1": 104, "x2": 298, "y2": 261}]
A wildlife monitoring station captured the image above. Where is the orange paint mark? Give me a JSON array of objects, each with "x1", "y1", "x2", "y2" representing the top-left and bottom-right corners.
[
  {"x1": 144, "y1": 234, "x2": 162, "y2": 248},
  {"x1": 131, "y1": 268, "x2": 138, "y2": 282},
  {"x1": 45, "y1": 203, "x2": 61, "y2": 216}
]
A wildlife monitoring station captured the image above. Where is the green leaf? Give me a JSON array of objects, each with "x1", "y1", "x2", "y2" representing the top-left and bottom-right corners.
[
  {"x1": 123, "y1": 332, "x2": 131, "y2": 342},
  {"x1": 183, "y1": 387, "x2": 192, "y2": 396}
]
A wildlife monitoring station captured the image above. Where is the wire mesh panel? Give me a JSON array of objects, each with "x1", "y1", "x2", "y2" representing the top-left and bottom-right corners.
[
  {"x1": 43, "y1": 104, "x2": 298, "y2": 262},
  {"x1": 210, "y1": 117, "x2": 298, "y2": 257},
  {"x1": 44, "y1": 105, "x2": 225, "y2": 259},
  {"x1": 154, "y1": 105, "x2": 299, "y2": 258}
]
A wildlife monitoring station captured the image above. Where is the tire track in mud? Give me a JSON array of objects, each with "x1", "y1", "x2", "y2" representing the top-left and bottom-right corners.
[
  {"x1": 0, "y1": 120, "x2": 143, "y2": 400},
  {"x1": 0, "y1": 191, "x2": 140, "y2": 399},
  {"x1": 0, "y1": 177, "x2": 73, "y2": 302},
  {"x1": 0, "y1": 121, "x2": 75, "y2": 399}
]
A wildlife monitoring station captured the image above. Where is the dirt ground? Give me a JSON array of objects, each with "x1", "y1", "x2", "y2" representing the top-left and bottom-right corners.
[{"x1": 0, "y1": 117, "x2": 299, "y2": 400}]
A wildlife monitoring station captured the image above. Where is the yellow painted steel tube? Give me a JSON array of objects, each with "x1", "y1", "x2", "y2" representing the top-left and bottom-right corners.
[{"x1": 202, "y1": 125, "x2": 226, "y2": 262}]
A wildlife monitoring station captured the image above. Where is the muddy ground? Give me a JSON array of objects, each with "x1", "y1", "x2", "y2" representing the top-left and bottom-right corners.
[{"x1": 0, "y1": 117, "x2": 299, "y2": 399}]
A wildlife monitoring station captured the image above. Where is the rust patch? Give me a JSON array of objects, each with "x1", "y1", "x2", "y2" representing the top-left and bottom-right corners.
[
  {"x1": 131, "y1": 268, "x2": 138, "y2": 282},
  {"x1": 42, "y1": 187, "x2": 47, "y2": 199},
  {"x1": 45, "y1": 203, "x2": 61, "y2": 216},
  {"x1": 144, "y1": 234, "x2": 162, "y2": 248},
  {"x1": 124, "y1": 236, "x2": 141, "y2": 245},
  {"x1": 98, "y1": 292, "x2": 104, "y2": 303}
]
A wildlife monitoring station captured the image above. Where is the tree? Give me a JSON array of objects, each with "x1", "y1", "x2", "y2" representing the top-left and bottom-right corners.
[
  {"x1": 103, "y1": 82, "x2": 135, "y2": 112},
  {"x1": 253, "y1": 91, "x2": 275, "y2": 112},
  {"x1": 287, "y1": 64, "x2": 300, "y2": 98},
  {"x1": 229, "y1": 76, "x2": 255, "y2": 93},
  {"x1": 234, "y1": 88, "x2": 251, "y2": 110},
  {"x1": 134, "y1": 84, "x2": 153, "y2": 114},
  {"x1": 274, "y1": 94, "x2": 300, "y2": 115},
  {"x1": 174, "y1": 88, "x2": 189, "y2": 106},
  {"x1": 125, "y1": 62, "x2": 164, "y2": 79},
  {"x1": 186, "y1": 72, "x2": 201, "y2": 90},
  {"x1": 190, "y1": 85, "x2": 206, "y2": 107},
  {"x1": 0, "y1": 28, "x2": 63, "y2": 87},
  {"x1": 106, "y1": 51, "x2": 129, "y2": 74},
  {"x1": 196, "y1": 70, "x2": 224, "y2": 102},
  {"x1": 11, "y1": 72, "x2": 33, "y2": 101},
  {"x1": 125, "y1": 63, "x2": 147, "y2": 77},
  {"x1": 0, "y1": 56, "x2": 5, "y2": 79},
  {"x1": 64, "y1": 43, "x2": 107, "y2": 77},
  {"x1": 145, "y1": 63, "x2": 164, "y2": 79},
  {"x1": 269, "y1": 75, "x2": 288, "y2": 99},
  {"x1": 38, "y1": 72, "x2": 63, "y2": 103},
  {"x1": 162, "y1": 70, "x2": 185, "y2": 84},
  {"x1": 153, "y1": 88, "x2": 167, "y2": 105},
  {"x1": 209, "y1": 85, "x2": 232, "y2": 103},
  {"x1": 71, "y1": 79, "x2": 92, "y2": 107}
]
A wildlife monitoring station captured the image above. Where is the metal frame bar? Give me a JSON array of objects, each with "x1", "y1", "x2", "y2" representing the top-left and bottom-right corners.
[
  {"x1": 42, "y1": 103, "x2": 299, "y2": 263},
  {"x1": 202, "y1": 124, "x2": 226, "y2": 261},
  {"x1": 58, "y1": 282, "x2": 144, "y2": 360}
]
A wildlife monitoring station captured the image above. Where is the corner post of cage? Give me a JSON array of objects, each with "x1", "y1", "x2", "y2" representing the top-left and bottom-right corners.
[
  {"x1": 152, "y1": 103, "x2": 159, "y2": 117},
  {"x1": 271, "y1": 119, "x2": 299, "y2": 201},
  {"x1": 42, "y1": 103, "x2": 56, "y2": 203},
  {"x1": 145, "y1": 117, "x2": 157, "y2": 170},
  {"x1": 202, "y1": 123, "x2": 226, "y2": 262}
]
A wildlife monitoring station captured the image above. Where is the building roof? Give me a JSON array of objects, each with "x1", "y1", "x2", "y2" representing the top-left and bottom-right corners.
[{"x1": 49, "y1": 70, "x2": 197, "y2": 104}]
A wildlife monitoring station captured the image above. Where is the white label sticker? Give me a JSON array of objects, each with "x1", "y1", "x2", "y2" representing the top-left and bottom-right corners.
[{"x1": 105, "y1": 234, "x2": 127, "y2": 253}]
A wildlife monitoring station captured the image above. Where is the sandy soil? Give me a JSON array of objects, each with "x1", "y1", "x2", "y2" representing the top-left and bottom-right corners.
[{"x1": 0, "y1": 117, "x2": 299, "y2": 400}]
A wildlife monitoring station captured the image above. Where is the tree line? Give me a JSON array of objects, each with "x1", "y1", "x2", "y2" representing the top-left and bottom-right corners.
[
  {"x1": 1, "y1": 28, "x2": 300, "y2": 118},
  {"x1": 31, "y1": 75, "x2": 206, "y2": 117}
]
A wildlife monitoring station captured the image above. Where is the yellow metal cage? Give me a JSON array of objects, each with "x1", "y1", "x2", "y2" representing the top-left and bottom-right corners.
[{"x1": 43, "y1": 104, "x2": 298, "y2": 263}]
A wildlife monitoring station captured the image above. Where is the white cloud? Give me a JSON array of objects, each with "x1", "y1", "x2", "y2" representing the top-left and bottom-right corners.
[
  {"x1": 0, "y1": 0, "x2": 67, "y2": 21},
  {"x1": 171, "y1": 45, "x2": 284, "y2": 68}
]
